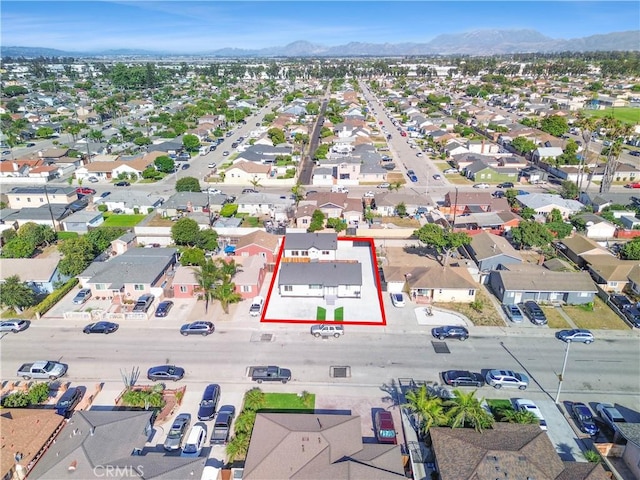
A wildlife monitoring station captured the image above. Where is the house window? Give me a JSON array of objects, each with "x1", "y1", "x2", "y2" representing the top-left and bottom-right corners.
[
  {"x1": 290, "y1": 250, "x2": 299, "y2": 256},
  {"x1": 179, "y1": 286, "x2": 188, "y2": 293},
  {"x1": 609, "y1": 282, "x2": 618, "y2": 287},
  {"x1": 321, "y1": 250, "x2": 330, "y2": 255},
  {"x1": 134, "y1": 284, "x2": 145, "y2": 291},
  {"x1": 301, "y1": 251, "x2": 309, "y2": 256},
  {"x1": 27, "y1": 198, "x2": 31, "y2": 203},
  {"x1": 309, "y1": 284, "x2": 322, "y2": 289},
  {"x1": 468, "y1": 289, "x2": 476, "y2": 296},
  {"x1": 283, "y1": 285, "x2": 293, "y2": 292},
  {"x1": 579, "y1": 292, "x2": 589, "y2": 297},
  {"x1": 40, "y1": 198, "x2": 44, "y2": 202},
  {"x1": 241, "y1": 285, "x2": 251, "y2": 293},
  {"x1": 95, "y1": 284, "x2": 107, "y2": 291},
  {"x1": 302, "y1": 219, "x2": 308, "y2": 224}
]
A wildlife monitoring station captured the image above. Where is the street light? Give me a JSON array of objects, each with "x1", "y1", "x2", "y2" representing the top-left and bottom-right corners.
[{"x1": 554, "y1": 339, "x2": 571, "y2": 404}]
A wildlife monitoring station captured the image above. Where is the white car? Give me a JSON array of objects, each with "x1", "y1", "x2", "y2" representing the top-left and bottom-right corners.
[
  {"x1": 181, "y1": 424, "x2": 207, "y2": 457},
  {"x1": 364, "y1": 191, "x2": 375, "y2": 198},
  {"x1": 514, "y1": 399, "x2": 547, "y2": 430},
  {"x1": 207, "y1": 162, "x2": 217, "y2": 169},
  {"x1": 390, "y1": 292, "x2": 405, "y2": 308},
  {"x1": 206, "y1": 188, "x2": 222, "y2": 195},
  {"x1": 377, "y1": 183, "x2": 390, "y2": 189},
  {"x1": 473, "y1": 183, "x2": 490, "y2": 189}
]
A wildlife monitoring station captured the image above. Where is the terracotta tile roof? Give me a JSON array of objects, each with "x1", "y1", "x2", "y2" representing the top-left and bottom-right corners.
[
  {"x1": 227, "y1": 161, "x2": 271, "y2": 174},
  {"x1": 235, "y1": 230, "x2": 279, "y2": 251}
]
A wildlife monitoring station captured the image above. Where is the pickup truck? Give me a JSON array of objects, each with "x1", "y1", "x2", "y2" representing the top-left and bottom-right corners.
[
  {"x1": 249, "y1": 365, "x2": 291, "y2": 384},
  {"x1": 17, "y1": 361, "x2": 67, "y2": 380},
  {"x1": 210, "y1": 405, "x2": 236, "y2": 445}
]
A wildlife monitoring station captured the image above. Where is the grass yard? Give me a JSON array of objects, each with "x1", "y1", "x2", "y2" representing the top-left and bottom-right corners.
[
  {"x1": 262, "y1": 392, "x2": 315, "y2": 413},
  {"x1": 486, "y1": 399, "x2": 512, "y2": 412},
  {"x1": 240, "y1": 216, "x2": 260, "y2": 227},
  {"x1": 583, "y1": 107, "x2": 640, "y2": 125},
  {"x1": 317, "y1": 306, "x2": 326, "y2": 321},
  {"x1": 102, "y1": 214, "x2": 146, "y2": 227},
  {"x1": 383, "y1": 217, "x2": 421, "y2": 228},
  {"x1": 57, "y1": 231, "x2": 79, "y2": 240},
  {"x1": 541, "y1": 306, "x2": 571, "y2": 329},
  {"x1": 437, "y1": 288, "x2": 505, "y2": 326},
  {"x1": 146, "y1": 215, "x2": 175, "y2": 227},
  {"x1": 334, "y1": 307, "x2": 344, "y2": 321},
  {"x1": 385, "y1": 172, "x2": 406, "y2": 184},
  {"x1": 446, "y1": 175, "x2": 473, "y2": 185},
  {"x1": 563, "y1": 297, "x2": 630, "y2": 330}
]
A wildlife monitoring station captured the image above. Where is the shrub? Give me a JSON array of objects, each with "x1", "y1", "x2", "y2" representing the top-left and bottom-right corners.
[
  {"x1": 584, "y1": 450, "x2": 601, "y2": 463},
  {"x1": 220, "y1": 204, "x2": 238, "y2": 217},
  {"x1": 470, "y1": 299, "x2": 484, "y2": 312},
  {"x1": 121, "y1": 388, "x2": 165, "y2": 409},
  {"x1": 27, "y1": 382, "x2": 51, "y2": 404},
  {"x1": 97, "y1": 204, "x2": 108, "y2": 212},
  {"x1": 2, "y1": 392, "x2": 30, "y2": 407},
  {"x1": 33, "y1": 278, "x2": 79, "y2": 316}
]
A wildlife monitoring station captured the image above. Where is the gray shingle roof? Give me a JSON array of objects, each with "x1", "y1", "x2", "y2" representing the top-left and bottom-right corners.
[
  {"x1": 496, "y1": 265, "x2": 596, "y2": 293},
  {"x1": 279, "y1": 262, "x2": 362, "y2": 287},
  {"x1": 84, "y1": 248, "x2": 177, "y2": 287},
  {"x1": 284, "y1": 232, "x2": 337, "y2": 251}
]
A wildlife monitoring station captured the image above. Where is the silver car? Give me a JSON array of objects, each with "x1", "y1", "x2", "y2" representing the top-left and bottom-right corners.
[
  {"x1": 485, "y1": 370, "x2": 529, "y2": 390},
  {"x1": 164, "y1": 413, "x2": 191, "y2": 451},
  {"x1": 72, "y1": 289, "x2": 92, "y2": 304},
  {"x1": 0, "y1": 319, "x2": 30, "y2": 333}
]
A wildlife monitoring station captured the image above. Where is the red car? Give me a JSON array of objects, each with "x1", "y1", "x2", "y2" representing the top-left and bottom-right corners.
[
  {"x1": 625, "y1": 183, "x2": 640, "y2": 189},
  {"x1": 374, "y1": 410, "x2": 397, "y2": 444},
  {"x1": 76, "y1": 187, "x2": 96, "y2": 195}
]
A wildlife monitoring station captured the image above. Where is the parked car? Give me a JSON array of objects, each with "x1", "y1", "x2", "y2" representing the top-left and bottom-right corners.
[
  {"x1": 26, "y1": 142, "x2": 36, "y2": 147},
  {"x1": 431, "y1": 325, "x2": 469, "y2": 341},
  {"x1": 207, "y1": 162, "x2": 217, "y2": 169},
  {"x1": 630, "y1": 151, "x2": 640, "y2": 157},
  {"x1": 83, "y1": 321, "x2": 119, "y2": 334},
  {"x1": 242, "y1": 188, "x2": 258, "y2": 194},
  {"x1": 555, "y1": 329, "x2": 594, "y2": 344},
  {"x1": 206, "y1": 187, "x2": 222, "y2": 195},
  {"x1": 55, "y1": 387, "x2": 83, "y2": 418},
  {"x1": 249, "y1": 296, "x2": 265, "y2": 317},
  {"x1": 178, "y1": 152, "x2": 191, "y2": 161},
  {"x1": 432, "y1": 174, "x2": 442, "y2": 180},
  {"x1": 72, "y1": 289, "x2": 92, "y2": 305},
  {"x1": 625, "y1": 183, "x2": 640, "y2": 189},
  {"x1": 623, "y1": 307, "x2": 640, "y2": 327},
  {"x1": 442, "y1": 370, "x2": 484, "y2": 387},
  {"x1": 521, "y1": 301, "x2": 547, "y2": 325},
  {"x1": 374, "y1": 410, "x2": 397, "y2": 444},
  {"x1": 407, "y1": 170, "x2": 418, "y2": 182},
  {"x1": 222, "y1": 151, "x2": 230, "y2": 156},
  {"x1": 596, "y1": 403, "x2": 627, "y2": 433},
  {"x1": 132, "y1": 294, "x2": 155, "y2": 313},
  {"x1": 502, "y1": 304, "x2": 524, "y2": 323},
  {"x1": 310, "y1": 324, "x2": 344, "y2": 338},
  {"x1": 181, "y1": 425, "x2": 207, "y2": 457},
  {"x1": 154, "y1": 301, "x2": 174, "y2": 317},
  {"x1": 443, "y1": 168, "x2": 458, "y2": 174},
  {"x1": 180, "y1": 321, "x2": 215, "y2": 336},
  {"x1": 147, "y1": 365, "x2": 185, "y2": 382},
  {"x1": 485, "y1": 370, "x2": 529, "y2": 390},
  {"x1": 197, "y1": 383, "x2": 221, "y2": 421},
  {"x1": 497, "y1": 182, "x2": 515, "y2": 188},
  {"x1": 0, "y1": 319, "x2": 30, "y2": 333},
  {"x1": 377, "y1": 182, "x2": 390, "y2": 189},
  {"x1": 609, "y1": 294, "x2": 633, "y2": 311},
  {"x1": 363, "y1": 191, "x2": 375, "y2": 198},
  {"x1": 492, "y1": 191, "x2": 506, "y2": 198},
  {"x1": 164, "y1": 413, "x2": 191, "y2": 451},
  {"x1": 390, "y1": 292, "x2": 405, "y2": 307},
  {"x1": 87, "y1": 176, "x2": 99, "y2": 183},
  {"x1": 181, "y1": 163, "x2": 190, "y2": 170},
  {"x1": 571, "y1": 402, "x2": 599, "y2": 436},
  {"x1": 114, "y1": 181, "x2": 130, "y2": 187},
  {"x1": 76, "y1": 187, "x2": 96, "y2": 196},
  {"x1": 514, "y1": 399, "x2": 547, "y2": 430},
  {"x1": 473, "y1": 183, "x2": 490, "y2": 189},
  {"x1": 100, "y1": 191, "x2": 111, "y2": 198},
  {"x1": 211, "y1": 405, "x2": 236, "y2": 445}
]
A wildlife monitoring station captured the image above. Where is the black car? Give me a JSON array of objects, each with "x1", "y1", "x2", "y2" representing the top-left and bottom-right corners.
[
  {"x1": 115, "y1": 181, "x2": 130, "y2": 187},
  {"x1": 181, "y1": 163, "x2": 190, "y2": 170},
  {"x1": 609, "y1": 294, "x2": 633, "y2": 311},
  {"x1": 497, "y1": 182, "x2": 514, "y2": 188},
  {"x1": 155, "y1": 301, "x2": 174, "y2": 317},
  {"x1": 83, "y1": 321, "x2": 119, "y2": 334},
  {"x1": 180, "y1": 321, "x2": 215, "y2": 336},
  {"x1": 197, "y1": 383, "x2": 221, "y2": 421},
  {"x1": 442, "y1": 370, "x2": 484, "y2": 387},
  {"x1": 211, "y1": 405, "x2": 236, "y2": 445},
  {"x1": 571, "y1": 402, "x2": 599, "y2": 436},
  {"x1": 147, "y1": 365, "x2": 185, "y2": 382},
  {"x1": 623, "y1": 307, "x2": 640, "y2": 327},
  {"x1": 55, "y1": 387, "x2": 83, "y2": 417},
  {"x1": 521, "y1": 301, "x2": 547, "y2": 325},
  {"x1": 431, "y1": 325, "x2": 469, "y2": 341}
]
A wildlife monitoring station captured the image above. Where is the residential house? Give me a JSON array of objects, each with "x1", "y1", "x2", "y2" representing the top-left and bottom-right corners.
[
  {"x1": 0, "y1": 255, "x2": 68, "y2": 294},
  {"x1": 584, "y1": 257, "x2": 637, "y2": 293},
  {"x1": 532, "y1": 146, "x2": 564, "y2": 163},
  {"x1": 441, "y1": 191, "x2": 510, "y2": 218},
  {"x1": 515, "y1": 193, "x2": 584, "y2": 219},
  {"x1": 243, "y1": 413, "x2": 404, "y2": 480},
  {"x1": 27, "y1": 410, "x2": 205, "y2": 480},
  {"x1": 302, "y1": 192, "x2": 349, "y2": 219},
  {"x1": 466, "y1": 231, "x2": 523, "y2": 272},
  {"x1": 429, "y1": 423, "x2": 608, "y2": 480},
  {"x1": 234, "y1": 255, "x2": 267, "y2": 299},
  {"x1": 628, "y1": 264, "x2": 640, "y2": 296},
  {"x1": 8, "y1": 204, "x2": 73, "y2": 230},
  {"x1": 342, "y1": 198, "x2": 364, "y2": 226},
  {"x1": 79, "y1": 247, "x2": 177, "y2": 300},
  {"x1": 111, "y1": 232, "x2": 137, "y2": 256},
  {"x1": 111, "y1": 156, "x2": 157, "y2": 181},
  {"x1": 224, "y1": 161, "x2": 272, "y2": 184},
  {"x1": 171, "y1": 265, "x2": 198, "y2": 299},
  {"x1": 467, "y1": 139, "x2": 500, "y2": 154},
  {"x1": 383, "y1": 265, "x2": 477, "y2": 303},
  {"x1": 1, "y1": 408, "x2": 66, "y2": 480},
  {"x1": 283, "y1": 232, "x2": 338, "y2": 260},
  {"x1": 6, "y1": 186, "x2": 77, "y2": 209},
  {"x1": 375, "y1": 192, "x2": 434, "y2": 217},
  {"x1": 573, "y1": 213, "x2": 617, "y2": 240},
  {"x1": 99, "y1": 191, "x2": 164, "y2": 215},
  {"x1": 157, "y1": 192, "x2": 210, "y2": 217},
  {"x1": 452, "y1": 211, "x2": 521, "y2": 233},
  {"x1": 236, "y1": 192, "x2": 293, "y2": 221},
  {"x1": 294, "y1": 203, "x2": 318, "y2": 229},
  {"x1": 61, "y1": 210, "x2": 104, "y2": 234},
  {"x1": 234, "y1": 230, "x2": 281, "y2": 265},
  {"x1": 464, "y1": 159, "x2": 519, "y2": 183},
  {"x1": 609, "y1": 423, "x2": 640, "y2": 480},
  {"x1": 278, "y1": 262, "x2": 362, "y2": 297},
  {"x1": 557, "y1": 234, "x2": 613, "y2": 269},
  {"x1": 489, "y1": 264, "x2": 597, "y2": 305}
]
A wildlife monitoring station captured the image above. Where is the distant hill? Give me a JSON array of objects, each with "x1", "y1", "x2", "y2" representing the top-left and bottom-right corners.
[{"x1": 2, "y1": 29, "x2": 638, "y2": 58}]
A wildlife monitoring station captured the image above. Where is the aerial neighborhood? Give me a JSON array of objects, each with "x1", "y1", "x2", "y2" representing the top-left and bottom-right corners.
[{"x1": 1, "y1": 42, "x2": 640, "y2": 480}]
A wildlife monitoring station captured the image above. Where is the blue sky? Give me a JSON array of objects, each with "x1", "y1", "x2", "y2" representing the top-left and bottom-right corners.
[{"x1": 2, "y1": 1, "x2": 638, "y2": 52}]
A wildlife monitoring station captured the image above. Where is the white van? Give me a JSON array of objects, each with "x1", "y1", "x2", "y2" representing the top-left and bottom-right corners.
[
  {"x1": 331, "y1": 185, "x2": 349, "y2": 193},
  {"x1": 181, "y1": 425, "x2": 207, "y2": 457},
  {"x1": 249, "y1": 296, "x2": 264, "y2": 317}
]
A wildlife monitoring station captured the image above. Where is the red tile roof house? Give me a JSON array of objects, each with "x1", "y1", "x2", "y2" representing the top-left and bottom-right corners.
[{"x1": 233, "y1": 230, "x2": 281, "y2": 265}]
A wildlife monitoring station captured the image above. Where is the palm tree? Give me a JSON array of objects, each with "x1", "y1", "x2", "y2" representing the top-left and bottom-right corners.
[
  {"x1": 243, "y1": 388, "x2": 265, "y2": 411},
  {"x1": 212, "y1": 279, "x2": 242, "y2": 314},
  {"x1": 225, "y1": 432, "x2": 249, "y2": 461},
  {"x1": 388, "y1": 181, "x2": 403, "y2": 192},
  {"x1": 445, "y1": 389, "x2": 494, "y2": 432},
  {"x1": 193, "y1": 259, "x2": 218, "y2": 313},
  {"x1": 291, "y1": 182, "x2": 305, "y2": 204},
  {"x1": 403, "y1": 385, "x2": 447, "y2": 437},
  {"x1": 499, "y1": 408, "x2": 538, "y2": 425},
  {"x1": 215, "y1": 258, "x2": 238, "y2": 281},
  {"x1": 249, "y1": 178, "x2": 262, "y2": 190}
]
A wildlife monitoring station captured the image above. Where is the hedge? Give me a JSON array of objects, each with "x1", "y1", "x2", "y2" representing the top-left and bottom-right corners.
[
  {"x1": 220, "y1": 204, "x2": 238, "y2": 218},
  {"x1": 34, "y1": 278, "x2": 79, "y2": 316}
]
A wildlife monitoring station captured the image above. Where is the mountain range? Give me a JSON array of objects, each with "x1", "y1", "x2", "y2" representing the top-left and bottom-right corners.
[{"x1": 2, "y1": 29, "x2": 638, "y2": 58}]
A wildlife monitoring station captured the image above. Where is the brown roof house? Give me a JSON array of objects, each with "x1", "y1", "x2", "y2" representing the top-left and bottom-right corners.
[
  {"x1": 243, "y1": 413, "x2": 405, "y2": 480},
  {"x1": 383, "y1": 265, "x2": 477, "y2": 304},
  {"x1": 224, "y1": 160, "x2": 271, "y2": 185},
  {"x1": 430, "y1": 423, "x2": 608, "y2": 480},
  {"x1": 557, "y1": 234, "x2": 614, "y2": 269}
]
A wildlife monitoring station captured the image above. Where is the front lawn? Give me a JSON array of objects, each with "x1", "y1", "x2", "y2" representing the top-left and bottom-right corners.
[
  {"x1": 437, "y1": 288, "x2": 504, "y2": 326},
  {"x1": 334, "y1": 307, "x2": 344, "y2": 321},
  {"x1": 583, "y1": 107, "x2": 640, "y2": 125},
  {"x1": 101, "y1": 214, "x2": 146, "y2": 227},
  {"x1": 262, "y1": 392, "x2": 315, "y2": 412},
  {"x1": 563, "y1": 297, "x2": 630, "y2": 330},
  {"x1": 317, "y1": 306, "x2": 326, "y2": 320},
  {"x1": 57, "y1": 231, "x2": 79, "y2": 240},
  {"x1": 541, "y1": 306, "x2": 571, "y2": 329}
]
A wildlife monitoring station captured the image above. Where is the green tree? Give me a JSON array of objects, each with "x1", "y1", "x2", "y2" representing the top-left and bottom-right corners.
[
  {"x1": 175, "y1": 176, "x2": 201, "y2": 192},
  {"x1": 36, "y1": 127, "x2": 55, "y2": 138},
  {"x1": 1, "y1": 237, "x2": 36, "y2": 258},
  {"x1": 520, "y1": 206, "x2": 536, "y2": 220},
  {"x1": 196, "y1": 229, "x2": 218, "y2": 251},
  {"x1": 86, "y1": 228, "x2": 125, "y2": 254},
  {"x1": 388, "y1": 181, "x2": 403, "y2": 192},
  {"x1": 154, "y1": 155, "x2": 175, "y2": 173},
  {"x1": 0, "y1": 275, "x2": 36, "y2": 312},
  {"x1": 413, "y1": 224, "x2": 471, "y2": 266},
  {"x1": 18, "y1": 223, "x2": 56, "y2": 248},
  {"x1": 395, "y1": 202, "x2": 407, "y2": 217},
  {"x1": 58, "y1": 236, "x2": 95, "y2": 275},
  {"x1": 560, "y1": 180, "x2": 579, "y2": 199},
  {"x1": 326, "y1": 217, "x2": 346, "y2": 233},
  {"x1": 2, "y1": 392, "x2": 30, "y2": 407},
  {"x1": 622, "y1": 238, "x2": 640, "y2": 260},
  {"x1": 180, "y1": 247, "x2": 206, "y2": 266},
  {"x1": 445, "y1": 389, "x2": 493, "y2": 432},
  {"x1": 182, "y1": 134, "x2": 200, "y2": 152},
  {"x1": 510, "y1": 136, "x2": 537, "y2": 154},
  {"x1": 510, "y1": 220, "x2": 554, "y2": 249},
  {"x1": 171, "y1": 218, "x2": 201, "y2": 246},
  {"x1": 243, "y1": 387, "x2": 265, "y2": 411},
  {"x1": 540, "y1": 115, "x2": 569, "y2": 137},
  {"x1": 498, "y1": 408, "x2": 538, "y2": 425},
  {"x1": 193, "y1": 259, "x2": 218, "y2": 313},
  {"x1": 27, "y1": 382, "x2": 51, "y2": 404},
  {"x1": 291, "y1": 183, "x2": 305, "y2": 204},
  {"x1": 213, "y1": 279, "x2": 241, "y2": 314},
  {"x1": 403, "y1": 385, "x2": 447, "y2": 437},
  {"x1": 226, "y1": 433, "x2": 249, "y2": 461},
  {"x1": 267, "y1": 128, "x2": 286, "y2": 145},
  {"x1": 308, "y1": 209, "x2": 325, "y2": 232}
]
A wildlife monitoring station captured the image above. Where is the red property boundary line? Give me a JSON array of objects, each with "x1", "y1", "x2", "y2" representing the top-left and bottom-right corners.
[{"x1": 261, "y1": 236, "x2": 387, "y2": 326}]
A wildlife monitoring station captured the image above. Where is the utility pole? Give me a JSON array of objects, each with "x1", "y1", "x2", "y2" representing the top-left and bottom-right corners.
[
  {"x1": 555, "y1": 340, "x2": 571, "y2": 404},
  {"x1": 43, "y1": 185, "x2": 58, "y2": 232}
]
